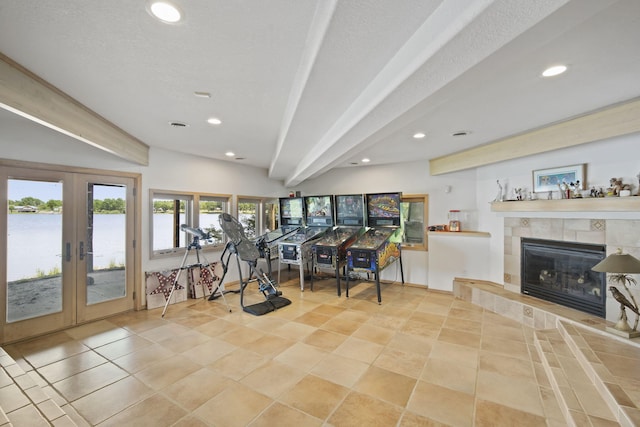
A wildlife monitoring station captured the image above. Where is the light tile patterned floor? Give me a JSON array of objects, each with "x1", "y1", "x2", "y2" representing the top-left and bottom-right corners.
[{"x1": 4, "y1": 275, "x2": 565, "y2": 426}]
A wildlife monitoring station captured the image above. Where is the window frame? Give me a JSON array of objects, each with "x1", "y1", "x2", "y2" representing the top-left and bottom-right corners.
[
  {"x1": 400, "y1": 193, "x2": 429, "y2": 251},
  {"x1": 149, "y1": 189, "x2": 231, "y2": 258}
]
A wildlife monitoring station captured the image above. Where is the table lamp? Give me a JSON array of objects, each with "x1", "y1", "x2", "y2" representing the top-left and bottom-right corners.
[{"x1": 592, "y1": 248, "x2": 640, "y2": 338}]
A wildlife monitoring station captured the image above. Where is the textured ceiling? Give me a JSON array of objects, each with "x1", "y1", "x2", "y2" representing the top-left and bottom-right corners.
[{"x1": 1, "y1": 0, "x2": 639, "y2": 186}]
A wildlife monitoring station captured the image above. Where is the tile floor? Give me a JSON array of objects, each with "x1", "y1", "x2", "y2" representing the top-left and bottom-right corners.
[{"x1": 4, "y1": 274, "x2": 569, "y2": 426}]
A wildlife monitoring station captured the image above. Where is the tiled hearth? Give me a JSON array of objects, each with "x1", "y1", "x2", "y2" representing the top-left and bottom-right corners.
[{"x1": 502, "y1": 217, "x2": 640, "y2": 325}]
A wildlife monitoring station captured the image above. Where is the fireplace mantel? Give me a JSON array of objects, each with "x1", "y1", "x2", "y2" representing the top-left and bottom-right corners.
[{"x1": 491, "y1": 196, "x2": 640, "y2": 212}]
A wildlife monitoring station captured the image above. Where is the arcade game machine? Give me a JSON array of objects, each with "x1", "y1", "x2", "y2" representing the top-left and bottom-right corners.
[
  {"x1": 346, "y1": 192, "x2": 404, "y2": 303},
  {"x1": 278, "y1": 195, "x2": 334, "y2": 290},
  {"x1": 253, "y1": 197, "x2": 303, "y2": 275},
  {"x1": 310, "y1": 194, "x2": 366, "y2": 296}
]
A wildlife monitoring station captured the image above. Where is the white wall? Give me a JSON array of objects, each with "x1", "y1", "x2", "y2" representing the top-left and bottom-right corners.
[{"x1": 427, "y1": 233, "x2": 490, "y2": 291}]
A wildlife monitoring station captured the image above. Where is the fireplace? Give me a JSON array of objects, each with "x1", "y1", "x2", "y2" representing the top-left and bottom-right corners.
[{"x1": 521, "y1": 238, "x2": 606, "y2": 317}]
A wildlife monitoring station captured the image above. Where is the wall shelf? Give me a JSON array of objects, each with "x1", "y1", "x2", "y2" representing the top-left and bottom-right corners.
[
  {"x1": 490, "y1": 196, "x2": 640, "y2": 212},
  {"x1": 428, "y1": 231, "x2": 491, "y2": 237}
]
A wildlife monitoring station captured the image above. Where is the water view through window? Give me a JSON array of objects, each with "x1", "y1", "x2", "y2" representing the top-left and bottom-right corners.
[{"x1": 7, "y1": 179, "x2": 64, "y2": 322}]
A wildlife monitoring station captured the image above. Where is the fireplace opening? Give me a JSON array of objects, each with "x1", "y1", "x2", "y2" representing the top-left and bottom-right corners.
[{"x1": 521, "y1": 238, "x2": 606, "y2": 317}]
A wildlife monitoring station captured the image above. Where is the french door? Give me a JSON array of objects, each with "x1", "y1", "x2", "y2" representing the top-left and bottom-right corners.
[{"x1": 1, "y1": 166, "x2": 136, "y2": 343}]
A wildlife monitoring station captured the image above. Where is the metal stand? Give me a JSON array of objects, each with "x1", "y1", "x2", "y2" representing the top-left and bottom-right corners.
[{"x1": 162, "y1": 228, "x2": 231, "y2": 317}]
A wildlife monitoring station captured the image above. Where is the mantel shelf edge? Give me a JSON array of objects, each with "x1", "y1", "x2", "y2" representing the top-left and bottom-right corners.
[{"x1": 490, "y1": 197, "x2": 640, "y2": 212}]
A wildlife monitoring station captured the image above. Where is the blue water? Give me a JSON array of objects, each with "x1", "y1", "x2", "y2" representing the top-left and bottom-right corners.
[
  {"x1": 7, "y1": 213, "x2": 126, "y2": 281},
  {"x1": 7, "y1": 213, "x2": 251, "y2": 281}
]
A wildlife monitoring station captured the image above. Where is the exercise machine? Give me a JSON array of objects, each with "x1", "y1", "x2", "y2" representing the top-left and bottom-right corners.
[{"x1": 209, "y1": 213, "x2": 291, "y2": 315}]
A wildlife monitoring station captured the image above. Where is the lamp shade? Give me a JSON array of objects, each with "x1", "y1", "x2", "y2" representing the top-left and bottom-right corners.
[{"x1": 592, "y1": 248, "x2": 640, "y2": 273}]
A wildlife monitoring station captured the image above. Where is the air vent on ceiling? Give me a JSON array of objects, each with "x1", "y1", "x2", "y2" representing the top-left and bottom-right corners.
[{"x1": 169, "y1": 121, "x2": 189, "y2": 128}]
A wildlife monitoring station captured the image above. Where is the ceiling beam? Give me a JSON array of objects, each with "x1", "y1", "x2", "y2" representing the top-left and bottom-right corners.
[
  {"x1": 0, "y1": 53, "x2": 149, "y2": 165},
  {"x1": 269, "y1": 0, "x2": 338, "y2": 180},
  {"x1": 429, "y1": 97, "x2": 640, "y2": 175}
]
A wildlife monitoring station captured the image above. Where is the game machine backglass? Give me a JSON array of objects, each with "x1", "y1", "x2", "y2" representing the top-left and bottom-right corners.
[
  {"x1": 346, "y1": 192, "x2": 404, "y2": 303},
  {"x1": 254, "y1": 197, "x2": 303, "y2": 275},
  {"x1": 310, "y1": 194, "x2": 366, "y2": 295},
  {"x1": 278, "y1": 195, "x2": 334, "y2": 290}
]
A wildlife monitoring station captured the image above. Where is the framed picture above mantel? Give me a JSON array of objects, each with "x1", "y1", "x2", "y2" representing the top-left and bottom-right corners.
[{"x1": 532, "y1": 164, "x2": 585, "y2": 193}]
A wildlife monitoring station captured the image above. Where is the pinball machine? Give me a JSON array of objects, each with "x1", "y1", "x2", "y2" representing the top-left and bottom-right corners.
[
  {"x1": 346, "y1": 192, "x2": 404, "y2": 303},
  {"x1": 310, "y1": 194, "x2": 366, "y2": 295},
  {"x1": 278, "y1": 195, "x2": 334, "y2": 290},
  {"x1": 253, "y1": 197, "x2": 303, "y2": 275}
]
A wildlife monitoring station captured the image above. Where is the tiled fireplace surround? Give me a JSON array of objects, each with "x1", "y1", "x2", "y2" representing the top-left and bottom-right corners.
[{"x1": 502, "y1": 217, "x2": 640, "y2": 325}]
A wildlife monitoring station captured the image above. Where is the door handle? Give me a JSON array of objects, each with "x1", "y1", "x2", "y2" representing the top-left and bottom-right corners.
[
  {"x1": 66, "y1": 242, "x2": 71, "y2": 262},
  {"x1": 79, "y1": 241, "x2": 85, "y2": 261}
]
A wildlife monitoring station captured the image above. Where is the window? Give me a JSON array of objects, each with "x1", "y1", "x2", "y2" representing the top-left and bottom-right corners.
[
  {"x1": 400, "y1": 194, "x2": 428, "y2": 251},
  {"x1": 198, "y1": 195, "x2": 229, "y2": 247},
  {"x1": 265, "y1": 199, "x2": 279, "y2": 232},
  {"x1": 237, "y1": 197, "x2": 260, "y2": 239},
  {"x1": 150, "y1": 190, "x2": 230, "y2": 257},
  {"x1": 237, "y1": 196, "x2": 279, "y2": 239}
]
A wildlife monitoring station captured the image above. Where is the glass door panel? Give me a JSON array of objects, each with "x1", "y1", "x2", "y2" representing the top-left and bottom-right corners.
[
  {"x1": 7, "y1": 179, "x2": 64, "y2": 321},
  {"x1": 1, "y1": 168, "x2": 75, "y2": 344},
  {"x1": 76, "y1": 175, "x2": 134, "y2": 323},
  {"x1": 86, "y1": 183, "x2": 127, "y2": 305}
]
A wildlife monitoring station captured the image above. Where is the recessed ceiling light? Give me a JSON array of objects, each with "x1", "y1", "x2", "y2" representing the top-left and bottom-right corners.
[
  {"x1": 207, "y1": 117, "x2": 222, "y2": 125},
  {"x1": 542, "y1": 65, "x2": 567, "y2": 77},
  {"x1": 413, "y1": 132, "x2": 426, "y2": 139},
  {"x1": 361, "y1": 158, "x2": 370, "y2": 163},
  {"x1": 194, "y1": 91, "x2": 211, "y2": 98},
  {"x1": 149, "y1": 1, "x2": 182, "y2": 23},
  {"x1": 225, "y1": 151, "x2": 235, "y2": 157}
]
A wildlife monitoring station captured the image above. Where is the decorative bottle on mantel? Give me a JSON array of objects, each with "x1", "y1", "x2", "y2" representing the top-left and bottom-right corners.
[{"x1": 448, "y1": 210, "x2": 461, "y2": 232}]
